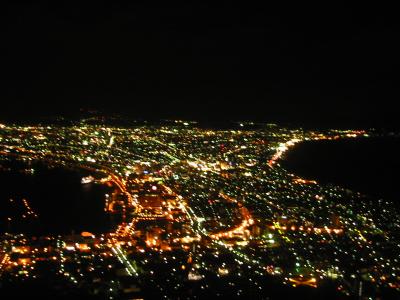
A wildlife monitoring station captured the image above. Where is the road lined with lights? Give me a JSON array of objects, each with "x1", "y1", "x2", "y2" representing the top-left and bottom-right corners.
[{"x1": 0, "y1": 122, "x2": 398, "y2": 299}]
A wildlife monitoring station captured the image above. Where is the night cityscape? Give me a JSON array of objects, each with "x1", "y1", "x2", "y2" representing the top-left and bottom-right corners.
[
  {"x1": 0, "y1": 120, "x2": 399, "y2": 299},
  {"x1": 2, "y1": 3, "x2": 400, "y2": 300}
]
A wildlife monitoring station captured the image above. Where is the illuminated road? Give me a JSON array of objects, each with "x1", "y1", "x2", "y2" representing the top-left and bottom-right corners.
[{"x1": 111, "y1": 244, "x2": 138, "y2": 277}]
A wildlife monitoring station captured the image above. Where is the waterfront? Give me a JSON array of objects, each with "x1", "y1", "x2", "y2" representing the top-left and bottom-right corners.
[
  {"x1": 281, "y1": 137, "x2": 400, "y2": 205},
  {"x1": 0, "y1": 161, "x2": 113, "y2": 235},
  {"x1": 0, "y1": 122, "x2": 399, "y2": 299}
]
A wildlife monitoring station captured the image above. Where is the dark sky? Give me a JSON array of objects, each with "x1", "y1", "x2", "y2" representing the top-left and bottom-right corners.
[{"x1": 1, "y1": 3, "x2": 400, "y2": 128}]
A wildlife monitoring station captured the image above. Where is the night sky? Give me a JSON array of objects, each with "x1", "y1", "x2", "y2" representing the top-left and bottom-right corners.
[{"x1": 2, "y1": 3, "x2": 399, "y2": 128}]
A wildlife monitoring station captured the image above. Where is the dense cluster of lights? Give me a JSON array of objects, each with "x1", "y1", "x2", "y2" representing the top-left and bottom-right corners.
[{"x1": 0, "y1": 121, "x2": 398, "y2": 298}]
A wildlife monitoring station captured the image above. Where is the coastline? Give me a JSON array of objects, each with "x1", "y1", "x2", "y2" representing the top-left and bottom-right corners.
[{"x1": 279, "y1": 136, "x2": 400, "y2": 204}]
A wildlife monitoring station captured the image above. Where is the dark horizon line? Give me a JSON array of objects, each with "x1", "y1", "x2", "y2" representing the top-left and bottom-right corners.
[{"x1": 1, "y1": 112, "x2": 398, "y2": 132}]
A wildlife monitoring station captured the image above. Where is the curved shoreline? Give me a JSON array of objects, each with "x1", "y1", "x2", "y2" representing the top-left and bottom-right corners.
[
  {"x1": 279, "y1": 136, "x2": 400, "y2": 202},
  {"x1": 0, "y1": 153, "x2": 125, "y2": 236}
]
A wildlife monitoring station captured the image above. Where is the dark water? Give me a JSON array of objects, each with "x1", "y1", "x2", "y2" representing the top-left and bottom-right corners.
[
  {"x1": 281, "y1": 137, "x2": 400, "y2": 203},
  {"x1": 0, "y1": 162, "x2": 113, "y2": 235}
]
